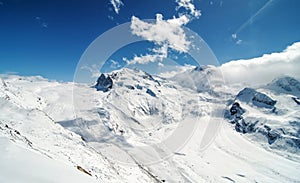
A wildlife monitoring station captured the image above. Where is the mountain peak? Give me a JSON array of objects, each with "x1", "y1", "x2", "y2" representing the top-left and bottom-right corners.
[
  {"x1": 236, "y1": 87, "x2": 276, "y2": 108},
  {"x1": 95, "y1": 73, "x2": 113, "y2": 92},
  {"x1": 266, "y1": 76, "x2": 300, "y2": 97}
]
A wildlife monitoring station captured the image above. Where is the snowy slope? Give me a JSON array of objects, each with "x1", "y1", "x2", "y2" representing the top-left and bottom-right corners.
[
  {"x1": 0, "y1": 67, "x2": 300, "y2": 182},
  {"x1": 0, "y1": 75, "x2": 159, "y2": 183},
  {"x1": 0, "y1": 136, "x2": 98, "y2": 183}
]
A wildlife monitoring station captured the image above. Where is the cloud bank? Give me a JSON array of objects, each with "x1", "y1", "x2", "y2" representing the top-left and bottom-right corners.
[{"x1": 220, "y1": 42, "x2": 300, "y2": 86}]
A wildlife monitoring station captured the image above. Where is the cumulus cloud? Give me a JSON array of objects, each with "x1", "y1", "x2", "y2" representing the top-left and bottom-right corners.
[
  {"x1": 175, "y1": 0, "x2": 201, "y2": 18},
  {"x1": 124, "y1": 54, "x2": 163, "y2": 65},
  {"x1": 125, "y1": 1, "x2": 201, "y2": 66},
  {"x1": 126, "y1": 14, "x2": 191, "y2": 65},
  {"x1": 220, "y1": 42, "x2": 300, "y2": 86},
  {"x1": 131, "y1": 14, "x2": 190, "y2": 53},
  {"x1": 110, "y1": 0, "x2": 123, "y2": 14}
]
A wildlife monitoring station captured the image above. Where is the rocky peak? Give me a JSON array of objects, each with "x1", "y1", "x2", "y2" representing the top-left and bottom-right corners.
[
  {"x1": 236, "y1": 88, "x2": 276, "y2": 109},
  {"x1": 95, "y1": 74, "x2": 113, "y2": 92}
]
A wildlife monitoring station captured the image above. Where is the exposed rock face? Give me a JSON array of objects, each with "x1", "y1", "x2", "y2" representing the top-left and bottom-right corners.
[
  {"x1": 292, "y1": 97, "x2": 300, "y2": 105},
  {"x1": 95, "y1": 74, "x2": 113, "y2": 92},
  {"x1": 225, "y1": 102, "x2": 253, "y2": 134},
  {"x1": 146, "y1": 88, "x2": 156, "y2": 97},
  {"x1": 236, "y1": 88, "x2": 276, "y2": 108},
  {"x1": 193, "y1": 66, "x2": 206, "y2": 72},
  {"x1": 224, "y1": 102, "x2": 245, "y2": 122},
  {"x1": 225, "y1": 102, "x2": 280, "y2": 144},
  {"x1": 76, "y1": 166, "x2": 92, "y2": 176},
  {"x1": 0, "y1": 78, "x2": 7, "y2": 88},
  {"x1": 229, "y1": 102, "x2": 245, "y2": 117},
  {"x1": 226, "y1": 102, "x2": 257, "y2": 134},
  {"x1": 224, "y1": 83, "x2": 300, "y2": 151}
]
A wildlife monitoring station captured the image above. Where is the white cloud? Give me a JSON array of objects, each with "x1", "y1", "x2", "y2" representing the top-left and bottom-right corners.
[
  {"x1": 220, "y1": 1, "x2": 223, "y2": 7},
  {"x1": 107, "y1": 15, "x2": 114, "y2": 20},
  {"x1": 236, "y1": 39, "x2": 242, "y2": 45},
  {"x1": 125, "y1": 1, "x2": 201, "y2": 66},
  {"x1": 131, "y1": 14, "x2": 190, "y2": 53},
  {"x1": 81, "y1": 64, "x2": 101, "y2": 78},
  {"x1": 109, "y1": 59, "x2": 121, "y2": 69},
  {"x1": 35, "y1": 16, "x2": 48, "y2": 28},
  {"x1": 125, "y1": 45, "x2": 168, "y2": 65},
  {"x1": 127, "y1": 14, "x2": 191, "y2": 65},
  {"x1": 110, "y1": 0, "x2": 123, "y2": 14},
  {"x1": 124, "y1": 54, "x2": 163, "y2": 65},
  {"x1": 220, "y1": 42, "x2": 300, "y2": 86},
  {"x1": 158, "y1": 62, "x2": 164, "y2": 67},
  {"x1": 231, "y1": 34, "x2": 237, "y2": 39},
  {"x1": 175, "y1": 0, "x2": 201, "y2": 18}
]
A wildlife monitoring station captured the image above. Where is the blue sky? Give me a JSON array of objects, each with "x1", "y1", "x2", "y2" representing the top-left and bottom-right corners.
[{"x1": 0, "y1": 0, "x2": 299, "y2": 81}]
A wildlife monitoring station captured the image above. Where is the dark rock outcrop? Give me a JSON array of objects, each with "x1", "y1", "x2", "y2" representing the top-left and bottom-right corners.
[
  {"x1": 224, "y1": 102, "x2": 245, "y2": 122},
  {"x1": 225, "y1": 102, "x2": 280, "y2": 144},
  {"x1": 95, "y1": 74, "x2": 113, "y2": 92},
  {"x1": 146, "y1": 88, "x2": 156, "y2": 97},
  {"x1": 292, "y1": 97, "x2": 300, "y2": 105}
]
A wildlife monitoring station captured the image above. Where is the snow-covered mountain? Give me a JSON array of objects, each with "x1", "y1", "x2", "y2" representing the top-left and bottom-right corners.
[
  {"x1": 0, "y1": 67, "x2": 300, "y2": 182},
  {"x1": 225, "y1": 81, "x2": 300, "y2": 157}
]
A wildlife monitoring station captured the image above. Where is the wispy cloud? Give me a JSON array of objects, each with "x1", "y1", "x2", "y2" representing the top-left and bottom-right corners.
[
  {"x1": 107, "y1": 15, "x2": 114, "y2": 20},
  {"x1": 234, "y1": 0, "x2": 275, "y2": 35},
  {"x1": 235, "y1": 39, "x2": 242, "y2": 45},
  {"x1": 35, "y1": 16, "x2": 48, "y2": 28},
  {"x1": 80, "y1": 64, "x2": 101, "y2": 78},
  {"x1": 110, "y1": 0, "x2": 123, "y2": 14},
  {"x1": 109, "y1": 59, "x2": 121, "y2": 69}
]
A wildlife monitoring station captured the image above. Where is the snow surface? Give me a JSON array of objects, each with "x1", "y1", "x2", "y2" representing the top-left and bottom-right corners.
[
  {"x1": 0, "y1": 136, "x2": 98, "y2": 183},
  {"x1": 0, "y1": 67, "x2": 300, "y2": 182}
]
